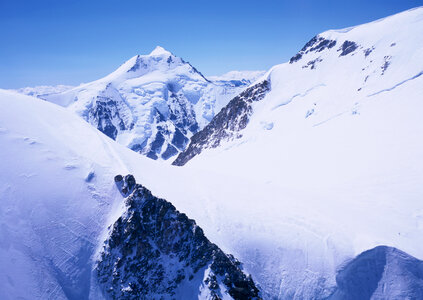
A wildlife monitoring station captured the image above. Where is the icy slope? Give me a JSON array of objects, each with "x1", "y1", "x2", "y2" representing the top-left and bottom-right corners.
[
  {"x1": 171, "y1": 6, "x2": 423, "y2": 299},
  {"x1": 42, "y1": 47, "x2": 259, "y2": 161}
]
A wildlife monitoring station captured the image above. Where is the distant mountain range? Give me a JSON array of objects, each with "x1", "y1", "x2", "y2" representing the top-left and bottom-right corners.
[{"x1": 15, "y1": 47, "x2": 264, "y2": 161}]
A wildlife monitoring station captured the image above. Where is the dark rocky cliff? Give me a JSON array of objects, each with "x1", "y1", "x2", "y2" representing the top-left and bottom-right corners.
[{"x1": 96, "y1": 175, "x2": 261, "y2": 299}]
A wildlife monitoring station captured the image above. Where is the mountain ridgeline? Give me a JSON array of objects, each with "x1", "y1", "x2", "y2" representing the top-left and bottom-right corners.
[
  {"x1": 36, "y1": 47, "x2": 264, "y2": 162},
  {"x1": 173, "y1": 80, "x2": 270, "y2": 166},
  {"x1": 96, "y1": 175, "x2": 261, "y2": 299}
]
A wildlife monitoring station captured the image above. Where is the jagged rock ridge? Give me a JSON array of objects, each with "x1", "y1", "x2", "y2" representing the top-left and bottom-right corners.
[
  {"x1": 96, "y1": 175, "x2": 261, "y2": 299},
  {"x1": 289, "y1": 35, "x2": 337, "y2": 64},
  {"x1": 172, "y1": 80, "x2": 270, "y2": 166}
]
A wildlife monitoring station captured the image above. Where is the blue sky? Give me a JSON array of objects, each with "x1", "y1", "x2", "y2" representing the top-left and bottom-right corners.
[{"x1": 1, "y1": 0, "x2": 422, "y2": 88}]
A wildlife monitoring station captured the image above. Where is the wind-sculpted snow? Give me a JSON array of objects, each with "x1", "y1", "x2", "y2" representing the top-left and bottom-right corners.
[
  {"x1": 96, "y1": 175, "x2": 261, "y2": 300},
  {"x1": 40, "y1": 47, "x2": 261, "y2": 161},
  {"x1": 172, "y1": 80, "x2": 270, "y2": 166},
  {"x1": 329, "y1": 246, "x2": 423, "y2": 300}
]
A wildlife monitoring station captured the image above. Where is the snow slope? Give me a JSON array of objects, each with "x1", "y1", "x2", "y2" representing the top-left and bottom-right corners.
[
  {"x1": 0, "y1": 89, "x2": 136, "y2": 299},
  {"x1": 0, "y1": 90, "x2": 261, "y2": 299},
  {"x1": 172, "y1": 6, "x2": 423, "y2": 298},
  {"x1": 41, "y1": 47, "x2": 259, "y2": 161},
  {"x1": 2, "y1": 7, "x2": 423, "y2": 300}
]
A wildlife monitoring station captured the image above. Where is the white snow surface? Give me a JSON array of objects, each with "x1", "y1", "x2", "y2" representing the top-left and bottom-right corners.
[
  {"x1": 1, "y1": 6, "x2": 423, "y2": 300},
  {"x1": 178, "y1": 6, "x2": 423, "y2": 299},
  {"x1": 41, "y1": 47, "x2": 259, "y2": 161}
]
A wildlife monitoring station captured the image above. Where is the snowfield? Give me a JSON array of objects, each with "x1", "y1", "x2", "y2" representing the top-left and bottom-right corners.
[{"x1": 1, "y1": 6, "x2": 423, "y2": 300}]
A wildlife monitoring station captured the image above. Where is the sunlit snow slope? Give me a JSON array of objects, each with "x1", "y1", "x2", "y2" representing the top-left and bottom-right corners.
[
  {"x1": 1, "y1": 6, "x2": 423, "y2": 300},
  {"x1": 173, "y1": 6, "x2": 423, "y2": 299},
  {"x1": 0, "y1": 90, "x2": 260, "y2": 300}
]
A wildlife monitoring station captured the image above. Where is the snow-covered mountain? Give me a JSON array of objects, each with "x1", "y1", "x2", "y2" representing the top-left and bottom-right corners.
[
  {"x1": 0, "y1": 89, "x2": 260, "y2": 300},
  {"x1": 170, "y1": 6, "x2": 423, "y2": 299},
  {"x1": 175, "y1": 6, "x2": 423, "y2": 166},
  {"x1": 2, "y1": 6, "x2": 423, "y2": 300},
  {"x1": 39, "y1": 46, "x2": 261, "y2": 161}
]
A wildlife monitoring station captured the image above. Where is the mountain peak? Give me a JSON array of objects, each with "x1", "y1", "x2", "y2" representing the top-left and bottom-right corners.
[{"x1": 149, "y1": 45, "x2": 172, "y2": 56}]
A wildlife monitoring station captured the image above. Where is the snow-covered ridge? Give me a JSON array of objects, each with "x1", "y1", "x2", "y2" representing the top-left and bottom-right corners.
[
  {"x1": 36, "y1": 46, "x2": 261, "y2": 161},
  {"x1": 2, "y1": 6, "x2": 423, "y2": 300},
  {"x1": 173, "y1": 79, "x2": 270, "y2": 166},
  {"x1": 168, "y1": 7, "x2": 423, "y2": 299},
  {"x1": 179, "y1": 6, "x2": 423, "y2": 166}
]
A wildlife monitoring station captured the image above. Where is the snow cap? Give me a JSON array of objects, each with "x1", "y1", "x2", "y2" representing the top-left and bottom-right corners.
[{"x1": 150, "y1": 46, "x2": 172, "y2": 56}]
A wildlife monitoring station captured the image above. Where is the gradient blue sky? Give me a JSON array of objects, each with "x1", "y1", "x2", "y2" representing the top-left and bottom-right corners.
[{"x1": 1, "y1": 0, "x2": 422, "y2": 88}]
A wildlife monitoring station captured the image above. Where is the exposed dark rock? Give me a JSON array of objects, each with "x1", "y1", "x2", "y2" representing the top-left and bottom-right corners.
[
  {"x1": 114, "y1": 175, "x2": 123, "y2": 182},
  {"x1": 381, "y1": 56, "x2": 392, "y2": 75},
  {"x1": 84, "y1": 84, "x2": 132, "y2": 141},
  {"x1": 364, "y1": 47, "x2": 374, "y2": 57},
  {"x1": 116, "y1": 174, "x2": 137, "y2": 196},
  {"x1": 171, "y1": 127, "x2": 189, "y2": 151},
  {"x1": 289, "y1": 53, "x2": 303, "y2": 64},
  {"x1": 161, "y1": 144, "x2": 179, "y2": 160},
  {"x1": 302, "y1": 57, "x2": 323, "y2": 70},
  {"x1": 146, "y1": 131, "x2": 165, "y2": 160},
  {"x1": 96, "y1": 175, "x2": 262, "y2": 299},
  {"x1": 338, "y1": 40, "x2": 358, "y2": 57},
  {"x1": 173, "y1": 80, "x2": 271, "y2": 166},
  {"x1": 290, "y1": 35, "x2": 336, "y2": 63}
]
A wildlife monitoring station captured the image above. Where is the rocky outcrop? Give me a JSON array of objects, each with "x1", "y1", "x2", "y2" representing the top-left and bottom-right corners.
[
  {"x1": 289, "y1": 35, "x2": 337, "y2": 63},
  {"x1": 172, "y1": 80, "x2": 271, "y2": 166},
  {"x1": 96, "y1": 175, "x2": 261, "y2": 299},
  {"x1": 338, "y1": 40, "x2": 358, "y2": 57}
]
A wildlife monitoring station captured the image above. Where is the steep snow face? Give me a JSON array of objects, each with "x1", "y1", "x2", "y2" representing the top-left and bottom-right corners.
[
  {"x1": 171, "y1": 6, "x2": 423, "y2": 299},
  {"x1": 42, "y1": 47, "x2": 258, "y2": 161}
]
